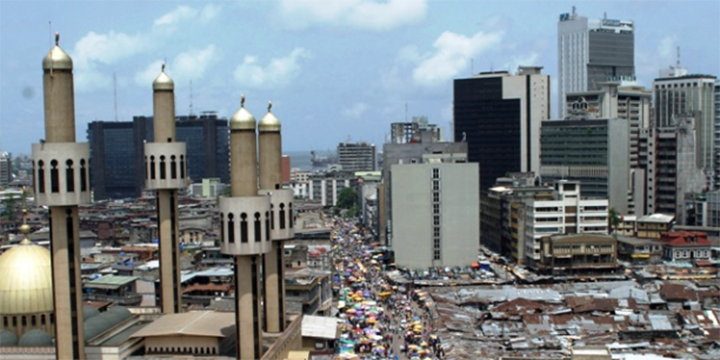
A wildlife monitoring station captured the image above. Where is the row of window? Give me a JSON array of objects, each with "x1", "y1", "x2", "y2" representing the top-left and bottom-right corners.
[
  {"x1": 145, "y1": 155, "x2": 186, "y2": 181},
  {"x1": 34, "y1": 159, "x2": 89, "y2": 194},
  {"x1": 2, "y1": 313, "x2": 52, "y2": 327}
]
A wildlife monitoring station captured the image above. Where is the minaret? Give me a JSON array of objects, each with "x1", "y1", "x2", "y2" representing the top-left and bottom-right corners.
[
  {"x1": 144, "y1": 64, "x2": 186, "y2": 314},
  {"x1": 33, "y1": 32, "x2": 91, "y2": 360},
  {"x1": 258, "y1": 102, "x2": 294, "y2": 333},
  {"x1": 220, "y1": 96, "x2": 272, "y2": 360}
]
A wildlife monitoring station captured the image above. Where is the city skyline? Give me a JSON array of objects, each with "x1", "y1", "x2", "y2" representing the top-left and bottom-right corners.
[{"x1": 1, "y1": 0, "x2": 719, "y2": 155}]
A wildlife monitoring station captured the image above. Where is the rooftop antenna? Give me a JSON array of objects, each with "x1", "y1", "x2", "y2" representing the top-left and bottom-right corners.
[
  {"x1": 405, "y1": 103, "x2": 408, "y2": 122},
  {"x1": 676, "y1": 46, "x2": 681, "y2": 69},
  {"x1": 189, "y1": 80, "x2": 194, "y2": 117},
  {"x1": 113, "y1": 72, "x2": 118, "y2": 121},
  {"x1": 572, "y1": 6, "x2": 576, "y2": 18},
  {"x1": 48, "y1": 21, "x2": 52, "y2": 49}
]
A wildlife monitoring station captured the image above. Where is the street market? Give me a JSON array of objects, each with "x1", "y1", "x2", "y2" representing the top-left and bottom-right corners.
[{"x1": 330, "y1": 218, "x2": 446, "y2": 360}]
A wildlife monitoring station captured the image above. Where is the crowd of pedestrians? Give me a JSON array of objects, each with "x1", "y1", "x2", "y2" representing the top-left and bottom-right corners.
[{"x1": 330, "y1": 218, "x2": 446, "y2": 360}]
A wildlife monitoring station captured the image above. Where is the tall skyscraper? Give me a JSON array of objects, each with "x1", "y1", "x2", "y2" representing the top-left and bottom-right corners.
[
  {"x1": 337, "y1": 141, "x2": 377, "y2": 171},
  {"x1": 88, "y1": 113, "x2": 229, "y2": 200},
  {"x1": 32, "y1": 33, "x2": 90, "y2": 360},
  {"x1": 558, "y1": 7, "x2": 634, "y2": 119},
  {"x1": 653, "y1": 72, "x2": 716, "y2": 186},
  {"x1": 453, "y1": 66, "x2": 550, "y2": 191},
  {"x1": 145, "y1": 64, "x2": 186, "y2": 314}
]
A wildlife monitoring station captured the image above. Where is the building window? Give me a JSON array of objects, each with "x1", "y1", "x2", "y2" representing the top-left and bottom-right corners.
[
  {"x1": 433, "y1": 204, "x2": 440, "y2": 214},
  {"x1": 433, "y1": 227, "x2": 440, "y2": 237},
  {"x1": 433, "y1": 250, "x2": 440, "y2": 260},
  {"x1": 432, "y1": 193, "x2": 440, "y2": 202},
  {"x1": 432, "y1": 180, "x2": 440, "y2": 191},
  {"x1": 432, "y1": 168, "x2": 440, "y2": 179},
  {"x1": 433, "y1": 216, "x2": 440, "y2": 226}
]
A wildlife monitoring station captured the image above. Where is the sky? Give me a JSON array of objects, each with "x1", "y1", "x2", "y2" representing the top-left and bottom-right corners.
[{"x1": 1, "y1": 0, "x2": 719, "y2": 155}]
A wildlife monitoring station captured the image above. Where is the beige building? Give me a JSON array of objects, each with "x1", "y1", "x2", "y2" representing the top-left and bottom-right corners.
[{"x1": 391, "y1": 160, "x2": 479, "y2": 269}]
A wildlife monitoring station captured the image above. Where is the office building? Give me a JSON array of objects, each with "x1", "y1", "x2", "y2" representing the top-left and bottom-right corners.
[
  {"x1": 484, "y1": 173, "x2": 555, "y2": 264},
  {"x1": 0, "y1": 152, "x2": 11, "y2": 186},
  {"x1": 454, "y1": 66, "x2": 549, "y2": 191},
  {"x1": 391, "y1": 158, "x2": 479, "y2": 270},
  {"x1": 391, "y1": 116, "x2": 443, "y2": 144},
  {"x1": 382, "y1": 127, "x2": 468, "y2": 245},
  {"x1": 337, "y1": 141, "x2": 376, "y2": 171},
  {"x1": 537, "y1": 234, "x2": 618, "y2": 275},
  {"x1": 558, "y1": 7, "x2": 634, "y2": 118},
  {"x1": 643, "y1": 117, "x2": 706, "y2": 223},
  {"x1": 653, "y1": 72, "x2": 716, "y2": 185},
  {"x1": 88, "y1": 113, "x2": 229, "y2": 200},
  {"x1": 565, "y1": 81, "x2": 651, "y2": 168},
  {"x1": 307, "y1": 171, "x2": 357, "y2": 207},
  {"x1": 523, "y1": 181, "x2": 609, "y2": 269},
  {"x1": 540, "y1": 118, "x2": 634, "y2": 214}
]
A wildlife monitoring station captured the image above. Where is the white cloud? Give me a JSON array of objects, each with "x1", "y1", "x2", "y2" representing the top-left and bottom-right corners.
[
  {"x1": 154, "y1": 5, "x2": 220, "y2": 28},
  {"x1": 342, "y1": 102, "x2": 368, "y2": 119},
  {"x1": 71, "y1": 5, "x2": 220, "y2": 92},
  {"x1": 278, "y1": 0, "x2": 427, "y2": 31},
  {"x1": 134, "y1": 45, "x2": 218, "y2": 87},
  {"x1": 636, "y1": 35, "x2": 680, "y2": 85},
  {"x1": 233, "y1": 48, "x2": 312, "y2": 89},
  {"x1": 501, "y1": 52, "x2": 540, "y2": 73},
  {"x1": 412, "y1": 30, "x2": 503, "y2": 87}
]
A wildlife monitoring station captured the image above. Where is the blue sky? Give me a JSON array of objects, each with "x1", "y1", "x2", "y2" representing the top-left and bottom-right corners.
[{"x1": 1, "y1": 0, "x2": 718, "y2": 155}]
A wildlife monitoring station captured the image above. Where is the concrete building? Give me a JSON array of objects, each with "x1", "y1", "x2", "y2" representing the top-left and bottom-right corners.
[
  {"x1": 540, "y1": 118, "x2": 634, "y2": 215},
  {"x1": 307, "y1": 171, "x2": 356, "y2": 207},
  {"x1": 390, "y1": 158, "x2": 479, "y2": 270},
  {"x1": 391, "y1": 116, "x2": 443, "y2": 144},
  {"x1": 336, "y1": 141, "x2": 377, "y2": 172},
  {"x1": 484, "y1": 173, "x2": 555, "y2": 264},
  {"x1": 382, "y1": 128, "x2": 468, "y2": 245},
  {"x1": 453, "y1": 66, "x2": 550, "y2": 191},
  {"x1": 565, "y1": 81, "x2": 651, "y2": 169},
  {"x1": 523, "y1": 181, "x2": 609, "y2": 269},
  {"x1": 0, "y1": 152, "x2": 12, "y2": 186},
  {"x1": 537, "y1": 234, "x2": 618, "y2": 275},
  {"x1": 557, "y1": 7, "x2": 634, "y2": 118},
  {"x1": 88, "y1": 112, "x2": 229, "y2": 200},
  {"x1": 642, "y1": 118, "x2": 707, "y2": 223},
  {"x1": 653, "y1": 72, "x2": 717, "y2": 186}
]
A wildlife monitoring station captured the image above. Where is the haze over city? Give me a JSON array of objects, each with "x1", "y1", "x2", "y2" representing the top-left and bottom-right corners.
[{"x1": 1, "y1": 0, "x2": 719, "y2": 155}]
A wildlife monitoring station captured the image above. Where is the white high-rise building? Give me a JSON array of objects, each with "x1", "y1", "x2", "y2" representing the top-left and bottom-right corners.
[{"x1": 557, "y1": 7, "x2": 634, "y2": 119}]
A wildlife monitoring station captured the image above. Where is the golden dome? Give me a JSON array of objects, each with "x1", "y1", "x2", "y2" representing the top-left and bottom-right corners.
[
  {"x1": 0, "y1": 240, "x2": 53, "y2": 315},
  {"x1": 259, "y1": 101, "x2": 281, "y2": 132},
  {"x1": 42, "y1": 32, "x2": 73, "y2": 70},
  {"x1": 230, "y1": 94, "x2": 257, "y2": 131},
  {"x1": 153, "y1": 63, "x2": 174, "y2": 91}
]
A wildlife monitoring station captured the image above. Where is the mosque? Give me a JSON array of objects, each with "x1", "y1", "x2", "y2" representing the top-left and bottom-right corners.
[{"x1": 0, "y1": 34, "x2": 321, "y2": 360}]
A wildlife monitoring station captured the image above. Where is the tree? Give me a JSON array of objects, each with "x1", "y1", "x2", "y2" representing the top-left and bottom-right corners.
[
  {"x1": 336, "y1": 187, "x2": 358, "y2": 210},
  {"x1": 608, "y1": 207, "x2": 620, "y2": 234}
]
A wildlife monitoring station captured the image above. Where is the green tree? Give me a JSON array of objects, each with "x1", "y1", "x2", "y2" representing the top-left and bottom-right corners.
[
  {"x1": 608, "y1": 207, "x2": 620, "y2": 234},
  {"x1": 1, "y1": 195, "x2": 17, "y2": 221},
  {"x1": 336, "y1": 187, "x2": 358, "y2": 210}
]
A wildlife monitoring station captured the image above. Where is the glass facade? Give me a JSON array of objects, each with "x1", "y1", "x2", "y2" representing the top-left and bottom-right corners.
[
  {"x1": 87, "y1": 115, "x2": 229, "y2": 200},
  {"x1": 454, "y1": 75, "x2": 521, "y2": 191}
]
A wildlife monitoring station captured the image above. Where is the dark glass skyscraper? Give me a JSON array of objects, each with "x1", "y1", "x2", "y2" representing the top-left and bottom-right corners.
[
  {"x1": 453, "y1": 67, "x2": 550, "y2": 191},
  {"x1": 88, "y1": 112, "x2": 229, "y2": 200}
]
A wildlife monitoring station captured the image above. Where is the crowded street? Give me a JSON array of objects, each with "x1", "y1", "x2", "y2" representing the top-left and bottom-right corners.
[{"x1": 330, "y1": 217, "x2": 446, "y2": 360}]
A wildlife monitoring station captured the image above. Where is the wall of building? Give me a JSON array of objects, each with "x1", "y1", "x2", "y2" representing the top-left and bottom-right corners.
[{"x1": 391, "y1": 162, "x2": 479, "y2": 269}]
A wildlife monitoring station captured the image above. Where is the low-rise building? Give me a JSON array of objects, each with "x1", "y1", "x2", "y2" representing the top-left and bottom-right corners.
[
  {"x1": 537, "y1": 234, "x2": 619, "y2": 275},
  {"x1": 658, "y1": 231, "x2": 711, "y2": 262},
  {"x1": 83, "y1": 275, "x2": 142, "y2": 306}
]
